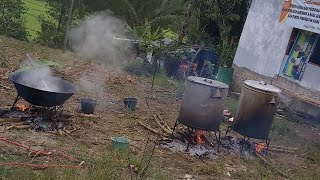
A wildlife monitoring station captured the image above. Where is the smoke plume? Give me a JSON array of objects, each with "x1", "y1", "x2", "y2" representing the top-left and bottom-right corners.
[
  {"x1": 67, "y1": 11, "x2": 135, "y2": 65},
  {"x1": 16, "y1": 56, "x2": 71, "y2": 93},
  {"x1": 67, "y1": 11, "x2": 136, "y2": 108}
]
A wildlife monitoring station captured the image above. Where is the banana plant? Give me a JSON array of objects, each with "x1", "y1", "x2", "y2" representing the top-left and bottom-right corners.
[{"x1": 134, "y1": 19, "x2": 171, "y2": 92}]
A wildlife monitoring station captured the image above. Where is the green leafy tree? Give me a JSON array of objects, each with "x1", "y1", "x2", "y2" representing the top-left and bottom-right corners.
[
  {"x1": 190, "y1": 0, "x2": 243, "y2": 67},
  {"x1": 84, "y1": 0, "x2": 186, "y2": 31},
  {"x1": 37, "y1": 0, "x2": 87, "y2": 48},
  {"x1": 0, "y1": 0, "x2": 29, "y2": 41}
]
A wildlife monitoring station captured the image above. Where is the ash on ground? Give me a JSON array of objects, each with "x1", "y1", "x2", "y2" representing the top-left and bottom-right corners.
[
  {"x1": 220, "y1": 136, "x2": 257, "y2": 159},
  {"x1": 160, "y1": 139, "x2": 219, "y2": 160},
  {"x1": 160, "y1": 136, "x2": 261, "y2": 160},
  {"x1": 1, "y1": 107, "x2": 68, "y2": 131}
]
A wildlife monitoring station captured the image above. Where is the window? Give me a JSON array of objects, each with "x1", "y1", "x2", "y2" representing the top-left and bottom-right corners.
[
  {"x1": 282, "y1": 30, "x2": 318, "y2": 80},
  {"x1": 285, "y1": 28, "x2": 300, "y2": 55},
  {"x1": 309, "y1": 38, "x2": 320, "y2": 66}
]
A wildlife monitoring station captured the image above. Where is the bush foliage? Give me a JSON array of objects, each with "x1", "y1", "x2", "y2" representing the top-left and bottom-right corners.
[{"x1": 0, "y1": 0, "x2": 29, "y2": 41}]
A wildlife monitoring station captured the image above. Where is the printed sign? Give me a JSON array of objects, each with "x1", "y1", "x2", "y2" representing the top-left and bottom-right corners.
[
  {"x1": 280, "y1": 0, "x2": 320, "y2": 33},
  {"x1": 282, "y1": 30, "x2": 318, "y2": 80}
]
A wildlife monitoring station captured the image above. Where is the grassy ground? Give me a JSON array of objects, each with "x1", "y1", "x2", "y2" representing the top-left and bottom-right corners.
[
  {"x1": 23, "y1": 0, "x2": 48, "y2": 40},
  {"x1": 0, "y1": 35, "x2": 320, "y2": 179}
]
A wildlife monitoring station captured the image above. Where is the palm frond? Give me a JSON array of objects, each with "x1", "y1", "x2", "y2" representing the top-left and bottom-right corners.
[
  {"x1": 149, "y1": 15, "x2": 181, "y2": 26},
  {"x1": 120, "y1": 0, "x2": 139, "y2": 23}
]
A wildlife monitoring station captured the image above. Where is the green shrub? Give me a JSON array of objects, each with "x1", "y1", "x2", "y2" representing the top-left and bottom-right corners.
[
  {"x1": 36, "y1": 16, "x2": 65, "y2": 48},
  {"x1": 0, "y1": 0, "x2": 29, "y2": 41},
  {"x1": 124, "y1": 57, "x2": 155, "y2": 76}
]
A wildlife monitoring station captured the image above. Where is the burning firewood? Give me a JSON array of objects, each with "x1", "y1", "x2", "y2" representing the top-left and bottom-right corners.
[
  {"x1": 16, "y1": 104, "x2": 29, "y2": 111},
  {"x1": 195, "y1": 130, "x2": 205, "y2": 145},
  {"x1": 255, "y1": 143, "x2": 266, "y2": 154}
]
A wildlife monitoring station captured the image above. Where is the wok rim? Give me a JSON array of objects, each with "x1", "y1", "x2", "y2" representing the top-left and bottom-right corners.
[{"x1": 9, "y1": 71, "x2": 79, "y2": 94}]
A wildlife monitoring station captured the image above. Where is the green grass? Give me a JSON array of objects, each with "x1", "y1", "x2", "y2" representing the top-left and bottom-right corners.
[
  {"x1": 152, "y1": 71, "x2": 174, "y2": 87},
  {"x1": 225, "y1": 96, "x2": 238, "y2": 115},
  {"x1": 23, "y1": 0, "x2": 49, "y2": 40},
  {"x1": 0, "y1": 144, "x2": 168, "y2": 180}
]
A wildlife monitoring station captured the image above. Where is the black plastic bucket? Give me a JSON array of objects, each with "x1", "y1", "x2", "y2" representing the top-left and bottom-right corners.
[
  {"x1": 80, "y1": 99, "x2": 97, "y2": 114},
  {"x1": 124, "y1": 97, "x2": 137, "y2": 111}
]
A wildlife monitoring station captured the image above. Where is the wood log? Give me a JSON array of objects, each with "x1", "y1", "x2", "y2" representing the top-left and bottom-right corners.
[
  {"x1": 74, "y1": 113, "x2": 100, "y2": 119},
  {"x1": 5, "y1": 122, "x2": 25, "y2": 130},
  {"x1": 0, "y1": 162, "x2": 82, "y2": 169},
  {"x1": 62, "y1": 130, "x2": 76, "y2": 142},
  {"x1": 269, "y1": 148, "x2": 295, "y2": 154},
  {"x1": 269, "y1": 145, "x2": 297, "y2": 150},
  {"x1": 137, "y1": 121, "x2": 166, "y2": 137},
  {"x1": 0, "y1": 137, "x2": 51, "y2": 156},
  {"x1": 156, "y1": 114, "x2": 172, "y2": 132},
  {"x1": 145, "y1": 98, "x2": 172, "y2": 134},
  {"x1": 153, "y1": 114, "x2": 171, "y2": 134},
  {"x1": 0, "y1": 118, "x2": 21, "y2": 124},
  {"x1": 13, "y1": 125, "x2": 34, "y2": 130}
]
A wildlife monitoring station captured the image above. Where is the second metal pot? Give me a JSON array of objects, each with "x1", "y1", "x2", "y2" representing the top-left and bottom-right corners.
[{"x1": 232, "y1": 80, "x2": 282, "y2": 139}]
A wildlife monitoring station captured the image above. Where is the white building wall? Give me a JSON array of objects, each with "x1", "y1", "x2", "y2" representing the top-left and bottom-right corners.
[
  {"x1": 234, "y1": 0, "x2": 293, "y2": 77},
  {"x1": 299, "y1": 64, "x2": 320, "y2": 91}
]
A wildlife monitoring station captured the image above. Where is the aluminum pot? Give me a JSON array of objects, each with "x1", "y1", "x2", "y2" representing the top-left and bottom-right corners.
[
  {"x1": 178, "y1": 76, "x2": 229, "y2": 131},
  {"x1": 232, "y1": 80, "x2": 282, "y2": 139}
]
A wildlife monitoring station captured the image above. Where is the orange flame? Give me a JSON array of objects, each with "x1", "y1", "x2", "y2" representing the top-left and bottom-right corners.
[
  {"x1": 16, "y1": 104, "x2": 29, "y2": 111},
  {"x1": 255, "y1": 143, "x2": 266, "y2": 154},
  {"x1": 196, "y1": 130, "x2": 205, "y2": 145}
]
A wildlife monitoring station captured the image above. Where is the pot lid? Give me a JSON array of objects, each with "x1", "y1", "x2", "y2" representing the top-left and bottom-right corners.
[
  {"x1": 188, "y1": 76, "x2": 229, "y2": 89},
  {"x1": 244, "y1": 80, "x2": 282, "y2": 93}
]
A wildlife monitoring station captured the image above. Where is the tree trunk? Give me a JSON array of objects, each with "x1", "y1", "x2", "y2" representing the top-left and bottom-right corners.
[
  {"x1": 63, "y1": 0, "x2": 75, "y2": 51},
  {"x1": 177, "y1": 0, "x2": 194, "y2": 45},
  {"x1": 57, "y1": 0, "x2": 66, "y2": 31}
]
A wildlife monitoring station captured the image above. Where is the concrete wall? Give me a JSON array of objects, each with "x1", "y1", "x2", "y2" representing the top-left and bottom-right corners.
[
  {"x1": 300, "y1": 64, "x2": 320, "y2": 91},
  {"x1": 233, "y1": 0, "x2": 293, "y2": 77}
]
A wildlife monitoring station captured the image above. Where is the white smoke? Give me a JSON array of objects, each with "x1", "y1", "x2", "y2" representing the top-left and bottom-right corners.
[
  {"x1": 14, "y1": 64, "x2": 73, "y2": 93},
  {"x1": 67, "y1": 11, "x2": 137, "y2": 110},
  {"x1": 67, "y1": 11, "x2": 135, "y2": 65}
]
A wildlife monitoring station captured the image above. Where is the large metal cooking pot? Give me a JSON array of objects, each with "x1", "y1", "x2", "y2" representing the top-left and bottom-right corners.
[
  {"x1": 9, "y1": 70, "x2": 79, "y2": 107},
  {"x1": 178, "y1": 76, "x2": 229, "y2": 131},
  {"x1": 232, "y1": 80, "x2": 282, "y2": 139}
]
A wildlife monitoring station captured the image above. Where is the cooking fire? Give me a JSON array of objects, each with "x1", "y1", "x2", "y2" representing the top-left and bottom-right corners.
[
  {"x1": 0, "y1": 65, "x2": 79, "y2": 132},
  {"x1": 160, "y1": 78, "x2": 282, "y2": 160},
  {"x1": 0, "y1": 103, "x2": 68, "y2": 131}
]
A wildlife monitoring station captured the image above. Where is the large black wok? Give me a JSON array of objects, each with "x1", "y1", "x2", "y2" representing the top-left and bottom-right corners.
[{"x1": 9, "y1": 70, "x2": 79, "y2": 107}]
